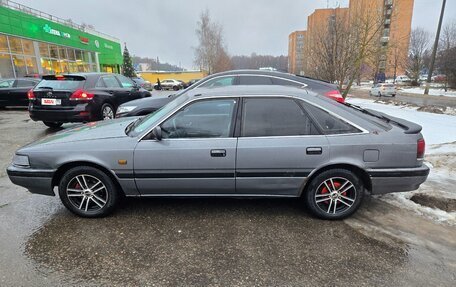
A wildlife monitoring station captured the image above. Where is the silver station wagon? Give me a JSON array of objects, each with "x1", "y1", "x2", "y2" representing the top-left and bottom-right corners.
[{"x1": 7, "y1": 86, "x2": 429, "y2": 219}]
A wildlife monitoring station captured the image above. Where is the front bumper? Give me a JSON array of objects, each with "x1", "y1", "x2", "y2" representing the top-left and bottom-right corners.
[
  {"x1": 7, "y1": 165, "x2": 56, "y2": 196},
  {"x1": 367, "y1": 164, "x2": 430, "y2": 195}
]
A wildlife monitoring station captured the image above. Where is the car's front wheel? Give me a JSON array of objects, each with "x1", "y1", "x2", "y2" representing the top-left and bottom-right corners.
[
  {"x1": 58, "y1": 166, "x2": 120, "y2": 218},
  {"x1": 304, "y1": 169, "x2": 363, "y2": 220}
]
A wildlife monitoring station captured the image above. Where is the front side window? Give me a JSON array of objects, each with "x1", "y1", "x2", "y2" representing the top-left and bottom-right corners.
[
  {"x1": 304, "y1": 103, "x2": 361, "y2": 135},
  {"x1": 199, "y1": 76, "x2": 236, "y2": 88},
  {"x1": 161, "y1": 99, "x2": 237, "y2": 139},
  {"x1": 241, "y1": 98, "x2": 319, "y2": 137},
  {"x1": 116, "y1": 75, "x2": 135, "y2": 88},
  {"x1": 101, "y1": 76, "x2": 121, "y2": 88}
]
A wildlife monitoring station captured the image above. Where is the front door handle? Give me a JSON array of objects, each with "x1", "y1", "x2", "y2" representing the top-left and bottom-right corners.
[
  {"x1": 306, "y1": 147, "x2": 322, "y2": 155},
  {"x1": 211, "y1": 149, "x2": 226, "y2": 157}
]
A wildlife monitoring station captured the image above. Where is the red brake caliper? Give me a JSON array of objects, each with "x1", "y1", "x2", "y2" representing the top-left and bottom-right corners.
[{"x1": 320, "y1": 181, "x2": 342, "y2": 204}]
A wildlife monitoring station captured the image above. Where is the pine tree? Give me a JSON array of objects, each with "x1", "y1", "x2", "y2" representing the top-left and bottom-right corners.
[{"x1": 122, "y1": 43, "x2": 136, "y2": 78}]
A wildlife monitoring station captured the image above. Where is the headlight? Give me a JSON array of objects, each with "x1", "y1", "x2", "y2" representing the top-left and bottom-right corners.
[
  {"x1": 12, "y1": 154, "x2": 30, "y2": 167},
  {"x1": 117, "y1": 106, "x2": 136, "y2": 114}
]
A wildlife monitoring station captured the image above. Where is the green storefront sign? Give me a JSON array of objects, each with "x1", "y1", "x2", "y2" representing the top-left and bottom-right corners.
[{"x1": 0, "y1": 5, "x2": 122, "y2": 66}]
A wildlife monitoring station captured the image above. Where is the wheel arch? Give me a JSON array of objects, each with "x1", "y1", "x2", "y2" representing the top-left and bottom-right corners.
[
  {"x1": 52, "y1": 161, "x2": 125, "y2": 196},
  {"x1": 301, "y1": 163, "x2": 372, "y2": 196}
]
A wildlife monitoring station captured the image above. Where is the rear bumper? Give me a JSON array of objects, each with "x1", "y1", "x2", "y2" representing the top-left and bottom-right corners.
[
  {"x1": 367, "y1": 164, "x2": 430, "y2": 195},
  {"x1": 6, "y1": 165, "x2": 55, "y2": 196},
  {"x1": 29, "y1": 103, "x2": 95, "y2": 123}
]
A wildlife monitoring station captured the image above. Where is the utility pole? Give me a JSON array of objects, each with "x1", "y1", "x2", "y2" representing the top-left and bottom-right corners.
[{"x1": 424, "y1": 0, "x2": 446, "y2": 95}]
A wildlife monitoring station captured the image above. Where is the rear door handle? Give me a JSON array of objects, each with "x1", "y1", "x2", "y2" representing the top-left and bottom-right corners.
[
  {"x1": 306, "y1": 147, "x2": 322, "y2": 155},
  {"x1": 211, "y1": 149, "x2": 226, "y2": 157}
]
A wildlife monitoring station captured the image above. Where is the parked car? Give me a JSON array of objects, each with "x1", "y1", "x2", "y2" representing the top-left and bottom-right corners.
[
  {"x1": 0, "y1": 78, "x2": 41, "y2": 107},
  {"x1": 154, "y1": 79, "x2": 183, "y2": 91},
  {"x1": 431, "y1": 74, "x2": 447, "y2": 82},
  {"x1": 370, "y1": 83, "x2": 396, "y2": 97},
  {"x1": 186, "y1": 78, "x2": 201, "y2": 88},
  {"x1": 28, "y1": 73, "x2": 151, "y2": 128},
  {"x1": 116, "y1": 69, "x2": 344, "y2": 118},
  {"x1": 131, "y1": 76, "x2": 153, "y2": 91},
  {"x1": 8, "y1": 85, "x2": 429, "y2": 219},
  {"x1": 395, "y1": 75, "x2": 411, "y2": 84}
]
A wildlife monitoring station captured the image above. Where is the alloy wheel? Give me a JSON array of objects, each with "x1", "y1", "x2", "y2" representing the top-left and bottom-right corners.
[
  {"x1": 102, "y1": 106, "x2": 114, "y2": 120},
  {"x1": 314, "y1": 177, "x2": 357, "y2": 215},
  {"x1": 66, "y1": 174, "x2": 108, "y2": 212}
]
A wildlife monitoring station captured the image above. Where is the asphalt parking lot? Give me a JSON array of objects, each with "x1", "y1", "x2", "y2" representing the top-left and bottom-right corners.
[{"x1": 0, "y1": 105, "x2": 455, "y2": 287}]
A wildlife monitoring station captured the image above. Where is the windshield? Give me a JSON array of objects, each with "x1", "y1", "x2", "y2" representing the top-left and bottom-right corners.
[
  {"x1": 127, "y1": 93, "x2": 190, "y2": 137},
  {"x1": 36, "y1": 76, "x2": 85, "y2": 90}
]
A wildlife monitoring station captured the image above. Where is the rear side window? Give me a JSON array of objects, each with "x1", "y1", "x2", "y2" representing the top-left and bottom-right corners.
[
  {"x1": 241, "y1": 98, "x2": 320, "y2": 137},
  {"x1": 35, "y1": 76, "x2": 84, "y2": 90},
  {"x1": 16, "y1": 79, "x2": 38, "y2": 87},
  {"x1": 304, "y1": 103, "x2": 361, "y2": 134},
  {"x1": 272, "y1": 78, "x2": 306, "y2": 88},
  {"x1": 0, "y1": 80, "x2": 14, "y2": 88},
  {"x1": 199, "y1": 76, "x2": 236, "y2": 88},
  {"x1": 238, "y1": 76, "x2": 273, "y2": 85}
]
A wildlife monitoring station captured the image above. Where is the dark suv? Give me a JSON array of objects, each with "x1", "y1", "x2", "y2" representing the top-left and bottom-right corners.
[{"x1": 28, "y1": 73, "x2": 150, "y2": 128}]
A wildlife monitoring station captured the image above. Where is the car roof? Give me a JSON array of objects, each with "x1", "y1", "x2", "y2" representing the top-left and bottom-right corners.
[{"x1": 185, "y1": 85, "x2": 316, "y2": 99}]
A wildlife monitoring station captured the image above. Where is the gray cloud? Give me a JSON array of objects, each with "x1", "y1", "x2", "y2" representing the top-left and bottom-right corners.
[{"x1": 14, "y1": 0, "x2": 456, "y2": 69}]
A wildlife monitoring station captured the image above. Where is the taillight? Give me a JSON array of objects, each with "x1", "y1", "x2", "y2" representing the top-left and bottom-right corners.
[
  {"x1": 417, "y1": 138, "x2": 425, "y2": 159},
  {"x1": 70, "y1": 89, "x2": 94, "y2": 101},
  {"x1": 27, "y1": 89, "x2": 35, "y2": 100},
  {"x1": 324, "y1": 90, "x2": 345, "y2": 103}
]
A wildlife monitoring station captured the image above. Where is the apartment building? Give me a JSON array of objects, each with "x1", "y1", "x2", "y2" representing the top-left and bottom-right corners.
[{"x1": 288, "y1": 31, "x2": 306, "y2": 75}]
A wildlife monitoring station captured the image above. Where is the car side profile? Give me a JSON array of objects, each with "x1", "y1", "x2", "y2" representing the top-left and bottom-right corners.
[
  {"x1": 156, "y1": 79, "x2": 183, "y2": 91},
  {"x1": 28, "y1": 73, "x2": 151, "y2": 128},
  {"x1": 370, "y1": 83, "x2": 396, "y2": 97},
  {"x1": 116, "y1": 69, "x2": 344, "y2": 118},
  {"x1": 7, "y1": 86, "x2": 429, "y2": 219},
  {"x1": 0, "y1": 77, "x2": 40, "y2": 107}
]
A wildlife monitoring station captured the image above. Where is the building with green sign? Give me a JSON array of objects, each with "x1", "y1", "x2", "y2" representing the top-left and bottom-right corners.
[{"x1": 0, "y1": 0, "x2": 122, "y2": 79}]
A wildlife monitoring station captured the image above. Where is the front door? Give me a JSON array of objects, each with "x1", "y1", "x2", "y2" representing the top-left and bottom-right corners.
[
  {"x1": 134, "y1": 97, "x2": 239, "y2": 195},
  {"x1": 235, "y1": 97, "x2": 330, "y2": 196}
]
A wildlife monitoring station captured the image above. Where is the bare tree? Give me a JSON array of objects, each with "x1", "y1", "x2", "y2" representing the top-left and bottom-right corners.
[
  {"x1": 194, "y1": 9, "x2": 231, "y2": 74},
  {"x1": 407, "y1": 27, "x2": 431, "y2": 85},
  {"x1": 437, "y1": 21, "x2": 456, "y2": 88}
]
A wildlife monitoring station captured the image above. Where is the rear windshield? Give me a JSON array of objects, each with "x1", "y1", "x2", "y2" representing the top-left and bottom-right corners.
[
  {"x1": 36, "y1": 76, "x2": 85, "y2": 90},
  {"x1": 338, "y1": 103, "x2": 392, "y2": 131}
]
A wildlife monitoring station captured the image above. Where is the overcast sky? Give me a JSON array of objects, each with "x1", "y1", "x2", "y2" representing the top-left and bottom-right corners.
[{"x1": 15, "y1": 0, "x2": 456, "y2": 69}]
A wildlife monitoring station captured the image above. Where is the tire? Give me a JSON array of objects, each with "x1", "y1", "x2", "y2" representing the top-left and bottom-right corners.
[
  {"x1": 378, "y1": 92, "x2": 382, "y2": 97},
  {"x1": 392, "y1": 94, "x2": 396, "y2": 97},
  {"x1": 173, "y1": 85, "x2": 179, "y2": 91},
  {"x1": 304, "y1": 169, "x2": 364, "y2": 220},
  {"x1": 101, "y1": 103, "x2": 115, "y2": 120},
  {"x1": 58, "y1": 166, "x2": 120, "y2": 218},
  {"x1": 43, "y1": 121, "x2": 63, "y2": 129}
]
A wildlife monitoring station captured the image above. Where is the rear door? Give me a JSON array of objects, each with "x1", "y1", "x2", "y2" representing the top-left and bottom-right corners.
[
  {"x1": 96, "y1": 75, "x2": 125, "y2": 106},
  {"x1": 9, "y1": 79, "x2": 38, "y2": 106},
  {"x1": 116, "y1": 74, "x2": 143, "y2": 103},
  {"x1": 134, "y1": 98, "x2": 238, "y2": 195},
  {"x1": 235, "y1": 97, "x2": 329, "y2": 196}
]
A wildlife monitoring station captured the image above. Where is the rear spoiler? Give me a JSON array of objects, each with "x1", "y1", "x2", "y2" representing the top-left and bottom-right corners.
[
  {"x1": 365, "y1": 109, "x2": 422, "y2": 134},
  {"x1": 42, "y1": 75, "x2": 86, "y2": 81}
]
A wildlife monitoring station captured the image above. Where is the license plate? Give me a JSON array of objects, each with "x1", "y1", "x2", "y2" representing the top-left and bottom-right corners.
[{"x1": 41, "y1": 98, "x2": 61, "y2": 105}]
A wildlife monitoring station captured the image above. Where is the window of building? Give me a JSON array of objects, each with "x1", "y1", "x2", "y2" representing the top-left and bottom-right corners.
[
  {"x1": 0, "y1": 54, "x2": 14, "y2": 78},
  {"x1": 24, "y1": 57, "x2": 38, "y2": 75},
  {"x1": 75, "y1": 50, "x2": 83, "y2": 62},
  {"x1": 241, "y1": 98, "x2": 319, "y2": 137},
  {"x1": 22, "y1": 39, "x2": 35, "y2": 55},
  {"x1": 39, "y1": 43, "x2": 50, "y2": 58},
  {"x1": 11, "y1": 55, "x2": 27, "y2": 77},
  {"x1": 49, "y1": 45, "x2": 59, "y2": 59},
  {"x1": 8, "y1": 37, "x2": 23, "y2": 54},
  {"x1": 67, "y1": 49, "x2": 76, "y2": 61},
  {"x1": 0, "y1": 35, "x2": 9, "y2": 53},
  {"x1": 161, "y1": 99, "x2": 237, "y2": 139}
]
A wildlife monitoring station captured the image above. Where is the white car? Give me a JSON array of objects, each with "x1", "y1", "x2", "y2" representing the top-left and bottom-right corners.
[
  {"x1": 395, "y1": 75, "x2": 411, "y2": 84},
  {"x1": 157, "y1": 79, "x2": 183, "y2": 91},
  {"x1": 370, "y1": 83, "x2": 397, "y2": 97}
]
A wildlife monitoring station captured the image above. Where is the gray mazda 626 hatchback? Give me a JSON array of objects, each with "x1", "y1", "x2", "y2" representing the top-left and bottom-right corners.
[{"x1": 7, "y1": 85, "x2": 429, "y2": 219}]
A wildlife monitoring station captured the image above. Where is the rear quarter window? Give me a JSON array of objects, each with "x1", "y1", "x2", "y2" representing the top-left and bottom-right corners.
[{"x1": 304, "y1": 103, "x2": 361, "y2": 135}]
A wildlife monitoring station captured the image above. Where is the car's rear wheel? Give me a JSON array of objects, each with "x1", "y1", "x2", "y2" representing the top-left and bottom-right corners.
[
  {"x1": 304, "y1": 169, "x2": 363, "y2": 220},
  {"x1": 43, "y1": 121, "x2": 63, "y2": 129},
  {"x1": 58, "y1": 166, "x2": 120, "y2": 218},
  {"x1": 101, "y1": 103, "x2": 115, "y2": 120},
  {"x1": 173, "y1": 85, "x2": 179, "y2": 91}
]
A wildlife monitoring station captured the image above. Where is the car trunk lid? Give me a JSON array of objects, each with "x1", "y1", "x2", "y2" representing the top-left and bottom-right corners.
[{"x1": 32, "y1": 75, "x2": 86, "y2": 109}]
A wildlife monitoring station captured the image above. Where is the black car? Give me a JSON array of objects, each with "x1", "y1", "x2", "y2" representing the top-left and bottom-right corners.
[
  {"x1": 131, "y1": 76, "x2": 153, "y2": 91},
  {"x1": 0, "y1": 78, "x2": 40, "y2": 107},
  {"x1": 116, "y1": 69, "x2": 343, "y2": 118},
  {"x1": 28, "y1": 73, "x2": 151, "y2": 128}
]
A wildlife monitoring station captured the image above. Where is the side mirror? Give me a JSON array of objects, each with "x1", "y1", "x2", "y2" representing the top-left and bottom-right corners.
[{"x1": 152, "y1": 126, "x2": 162, "y2": 141}]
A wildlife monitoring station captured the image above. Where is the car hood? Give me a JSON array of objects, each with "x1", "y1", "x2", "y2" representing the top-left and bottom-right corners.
[{"x1": 25, "y1": 117, "x2": 137, "y2": 148}]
